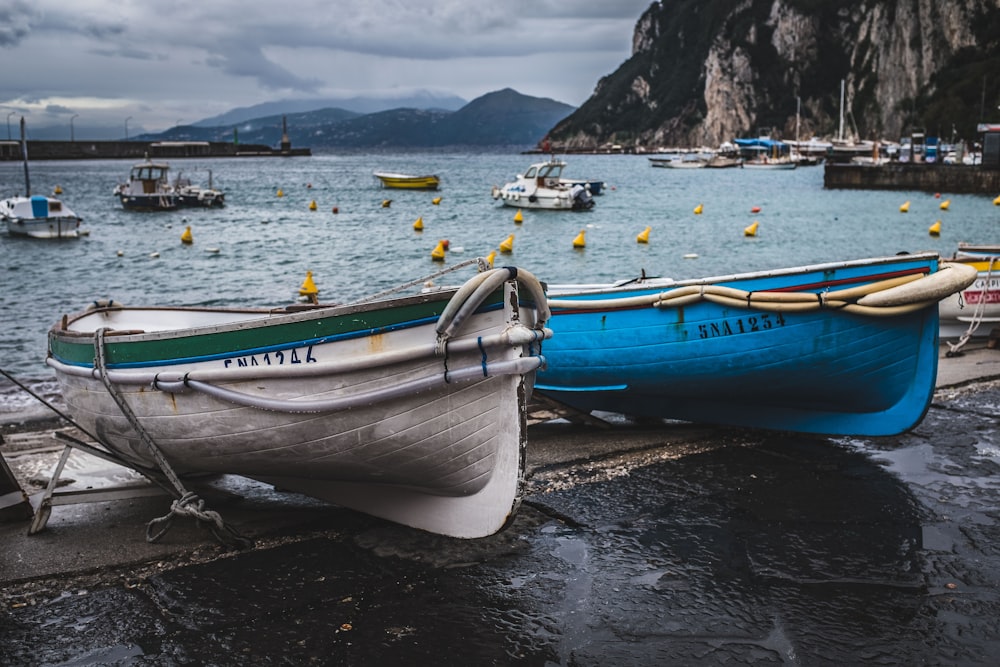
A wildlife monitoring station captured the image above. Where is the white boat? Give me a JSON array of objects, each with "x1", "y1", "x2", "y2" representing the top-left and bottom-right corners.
[
  {"x1": 491, "y1": 159, "x2": 595, "y2": 210},
  {"x1": 113, "y1": 156, "x2": 178, "y2": 210},
  {"x1": 939, "y1": 244, "x2": 1000, "y2": 340},
  {"x1": 0, "y1": 118, "x2": 83, "y2": 239},
  {"x1": 114, "y1": 157, "x2": 226, "y2": 210},
  {"x1": 46, "y1": 266, "x2": 552, "y2": 539},
  {"x1": 648, "y1": 155, "x2": 709, "y2": 169},
  {"x1": 175, "y1": 170, "x2": 225, "y2": 207}
]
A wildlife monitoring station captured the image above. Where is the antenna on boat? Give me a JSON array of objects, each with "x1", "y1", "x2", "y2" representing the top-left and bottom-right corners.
[{"x1": 19, "y1": 117, "x2": 31, "y2": 197}]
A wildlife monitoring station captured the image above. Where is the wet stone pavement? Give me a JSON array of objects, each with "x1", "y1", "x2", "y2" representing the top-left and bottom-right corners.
[{"x1": 1, "y1": 380, "x2": 999, "y2": 666}]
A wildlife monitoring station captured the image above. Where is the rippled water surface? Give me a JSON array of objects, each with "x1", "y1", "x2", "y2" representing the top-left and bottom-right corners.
[{"x1": 2, "y1": 152, "x2": 997, "y2": 415}]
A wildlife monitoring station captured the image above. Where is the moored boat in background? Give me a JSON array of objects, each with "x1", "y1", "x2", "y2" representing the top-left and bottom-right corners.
[
  {"x1": 1, "y1": 117, "x2": 83, "y2": 239},
  {"x1": 538, "y1": 253, "x2": 976, "y2": 436},
  {"x1": 492, "y1": 159, "x2": 595, "y2": 210},
  {"x1": 373, "y1": 172, "x2": 441, "y2": 190},
  {"x1": 114, "y1": 157, "x2": 227, "y2": 210},
  {"x1": 46, "y1": 266, "x2": 552, "y2": 539}
]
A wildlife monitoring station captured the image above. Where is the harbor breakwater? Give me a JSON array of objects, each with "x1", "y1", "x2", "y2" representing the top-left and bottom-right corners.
[
  {"x1": 825, "y1": 163, "x2": 1000, "y2": 194},
  {"x1": 0, "y1": 140, "x2": 310, "y2": 161}
]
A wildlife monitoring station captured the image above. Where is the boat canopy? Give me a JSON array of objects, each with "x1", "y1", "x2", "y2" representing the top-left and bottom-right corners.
[{"x1": 733, "y1": 137, "x2": 790, "y2": 155}]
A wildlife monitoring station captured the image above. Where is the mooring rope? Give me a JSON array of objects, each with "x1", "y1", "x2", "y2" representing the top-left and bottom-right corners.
[
  {"x1": 947, "y1": 257, "x2": 998, "y2": 357},
  {"x1": 349, "y1": 257, "x2": 488, "y2": 304},
  {"x1": 94, "y1": 328, "x2": 251, "y2": 548}
]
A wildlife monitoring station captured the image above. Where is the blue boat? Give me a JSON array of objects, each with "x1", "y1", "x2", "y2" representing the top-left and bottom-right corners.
[{"x1": 536, "y1": 253, "x2": 977, "y2": 436}]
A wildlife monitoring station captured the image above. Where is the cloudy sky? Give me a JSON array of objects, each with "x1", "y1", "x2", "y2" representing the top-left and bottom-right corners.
[{"x1": 1, "y1": 0, "x2": 652, "y2": 138}]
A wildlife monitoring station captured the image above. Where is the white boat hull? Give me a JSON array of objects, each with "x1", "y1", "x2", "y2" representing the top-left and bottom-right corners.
[{"x1": 48, "y1": 272, "x2": 551, "y2": 538}]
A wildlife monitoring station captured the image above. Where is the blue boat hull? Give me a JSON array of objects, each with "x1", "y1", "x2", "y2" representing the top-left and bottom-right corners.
[{"x1": 537, "y1": 254, "x2": 948, "y2": 436}]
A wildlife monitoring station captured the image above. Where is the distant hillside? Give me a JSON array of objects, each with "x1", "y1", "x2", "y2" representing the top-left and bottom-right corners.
[
  {"x1": 548, "y1": 0, "x2": 1000, "y2": 150},
  {"x1": 192, "y1": 91, "x2": 468, "y2": 127},
  {"x1": 138, "y1": 89, "x2": 575, "y2": 149}
]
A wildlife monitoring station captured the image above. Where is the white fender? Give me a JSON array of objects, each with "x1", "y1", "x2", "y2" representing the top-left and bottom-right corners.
[{"x1": 857, "y1": 262, "x2": 979, "y2": 307}]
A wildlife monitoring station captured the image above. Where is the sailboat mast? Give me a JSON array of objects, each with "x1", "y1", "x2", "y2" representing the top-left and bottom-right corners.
[
  {"x1": 19, "y1": 117, "x2": 31, "y2": 197},
  {"x1": 838, "y1": 80, "x2": 845, "y2": 143}
]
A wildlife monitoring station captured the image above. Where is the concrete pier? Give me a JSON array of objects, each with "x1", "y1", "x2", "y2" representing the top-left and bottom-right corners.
[{"x1": 824, "y1": 162, "x2": 1000, "y2": 193}]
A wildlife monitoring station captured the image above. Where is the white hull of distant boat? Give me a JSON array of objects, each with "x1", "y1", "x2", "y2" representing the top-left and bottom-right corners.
[
  {"x1": 492, "y1": 159, "x2": 595, "y2": 210},
  {"x1": 1, "y1": 195, "x2": 82, "y2": 238}
]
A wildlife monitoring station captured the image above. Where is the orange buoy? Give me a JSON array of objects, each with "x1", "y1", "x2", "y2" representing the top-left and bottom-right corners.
[
  {"x1": 751, "y1": 205, "x2": 761, "y2": 213},
  {"x1": 636, "y1": 226, "x2": 651, "y2": 243},
  {"x1": 499, "y1": 234, "x2": 514, "y2": 254},
  {"x1": 180, "y1": 225, "x2": 193, "y2": 244},
  {"x1": 513, "y1": 209, "x2": 523, "y2": 224},
  {"x1": 934, "y1": 192, "x2": 940, "y2": 198},
  {"x1": 899, "y1": 200, "x2": 910, "y2": 213},
  {"x1": 929, "y1": 220, "x2": 941, "y2": 236},
  {"x1": 413, "y1": 216, "x2": 424, "y2": 231},
  {"x1": 744, "y1": 221, "x2": 759, "y2": 237},
  {"x1": 441, "y1": 239, "x2": 450, "y2": 250},
  {"x1": 332, "y1": 206, "x2": 339, "y2": 214},
  {"x1": 572, "y1": 229, "x2": 586, "y2": 248},
  {"x1": 431, "y1": 241, "x2": 446, "y2": 261}
]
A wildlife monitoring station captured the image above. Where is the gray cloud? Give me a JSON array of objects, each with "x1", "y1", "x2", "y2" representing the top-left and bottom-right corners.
[
  {"x1": 1, "y1": 0, "x2": 652, "y2": 132},
  {"x1": 0, "y1": 1, "x2": 39, "y2": 48}
]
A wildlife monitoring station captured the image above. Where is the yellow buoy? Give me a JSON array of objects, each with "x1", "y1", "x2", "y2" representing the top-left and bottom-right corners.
[
  {"x1": 993, "y1": 194, "x2": 1000, "y2": 206},
  {"x1": 381, "y1": 199, "x2": 391, "y2": 208},
  {"x1": 432, "y1": 197, "x2": 442, "y2": 205},
  {"x1": 299, "y1": 270, "x2": 318, "y2": 297},
  {"x1": 513, "y1": 209, "x2": 523, "y2": 224},
  {"x1": 485, "y1": 250, "x2": 497, "y2": 267},
  {"x1": 572, "y1": 229, "x2": 586, "y2": 248},
  {"x1": 309, "y1": 200, "x2": 317, "y2": 211},
  {"x1": 939, "y1": 199, "x2": 950, "y2": 210},
  {"x1": 54, "y1": 185, "x2": 63, "y2": 195},
  {"x1": 694, "y1": 204, "x2": 703, "y2": 215},
  {"x1": 899, "y1": 200, "x2": 910, "y2": 213},
  {"x1": 276, "y1": 189, "x2": 284, "y2": 197},
  {"x1": 499, "y1": 234, "x2": 514, "y2": 254},
  {"x1": 431, "y1": 240, "x2": 446, "y2": 261},
  {"x1": 929, "y1": 220, "x2": 941, "y2": 236},
  {"x1": 744, "y1": 220, "x2": 759, "y2": 237},
  {"x1": 180, "y1": 225, "x2": 193, "y2": 244},
  {"x1": 413, "y1": 216, "x2": 424, "y2": 231},
  {"x1": 636, "y1": 226, "x2": 651, "y2": 243}
]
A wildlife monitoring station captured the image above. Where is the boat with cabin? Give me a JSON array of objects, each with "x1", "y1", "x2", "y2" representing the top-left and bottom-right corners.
[{"x1": 492, "y1": 159, "x2": 595, "y2": 210}]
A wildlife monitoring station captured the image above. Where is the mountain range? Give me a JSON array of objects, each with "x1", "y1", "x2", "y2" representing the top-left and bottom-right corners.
[{"x1": 134, "y1": 89, "x2": 575, "y2": 150}]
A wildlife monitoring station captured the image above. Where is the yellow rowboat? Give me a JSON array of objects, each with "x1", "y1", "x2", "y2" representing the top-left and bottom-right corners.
[{"x1": 373, "y1": 172, "x2": 441, "y2": 190}]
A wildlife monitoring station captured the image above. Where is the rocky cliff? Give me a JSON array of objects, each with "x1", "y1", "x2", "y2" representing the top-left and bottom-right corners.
[{"x1": 548, "y1": 0, "x2": 1000, "y2": 150}]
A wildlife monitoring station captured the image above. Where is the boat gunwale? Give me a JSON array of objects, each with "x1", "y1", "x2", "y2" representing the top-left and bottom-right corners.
[{"x1": 546, "y1": 253, "x2": 941, "y2": 300}]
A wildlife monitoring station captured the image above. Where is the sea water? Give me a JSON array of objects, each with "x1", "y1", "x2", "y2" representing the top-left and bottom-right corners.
[{"x1": 1, "y1": 151, "x2": 997, "y2": 420}]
